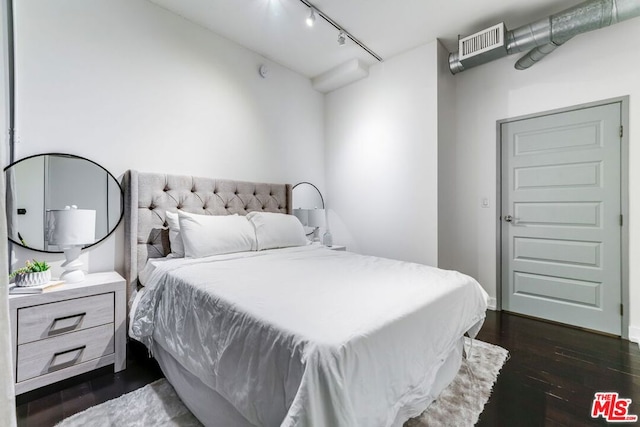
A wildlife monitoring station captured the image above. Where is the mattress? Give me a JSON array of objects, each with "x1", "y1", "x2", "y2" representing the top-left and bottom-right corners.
[{"x1": 130, "y1": 245, "x2": 488, "y2": 426}]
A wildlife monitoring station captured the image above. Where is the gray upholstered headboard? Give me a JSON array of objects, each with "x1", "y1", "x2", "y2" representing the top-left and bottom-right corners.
[{"x1": 123, "y1": 170, "x2": 292, "y2": 308}]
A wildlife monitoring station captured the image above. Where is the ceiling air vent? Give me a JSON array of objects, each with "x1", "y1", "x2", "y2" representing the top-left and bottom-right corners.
[{"x1": 458, "y1": 22, "x2": 507, "y2": 68}]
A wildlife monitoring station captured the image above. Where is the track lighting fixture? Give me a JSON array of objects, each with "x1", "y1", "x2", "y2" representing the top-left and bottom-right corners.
[
  {"x1": 306, "y1": 8, "x2": 316, "y2": 27},
  {"x1": 337, "y1": 31, "x2": 346, "y2": 46},
  {"x1": 296, "y1": 0, "x2": 382, "y2": 62}
]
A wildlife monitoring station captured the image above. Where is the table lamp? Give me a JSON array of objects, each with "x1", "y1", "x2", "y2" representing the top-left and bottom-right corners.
[
  {"x1": 293, "y1": 209, "x2": 309, "y2": 227},
  {"x1": 47, "y1": 206, "x2": 96, "y2": 283},
  {"x1": 307, "y1": 208, "x2": 325, "y2": 242}
]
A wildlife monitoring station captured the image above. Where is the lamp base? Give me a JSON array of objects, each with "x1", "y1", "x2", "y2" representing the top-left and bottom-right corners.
[
  {"x1": 60, "y1": 269, "x2": 86, "y2": 284},
  {"x1": 61, "y1": 246, "x2": 86, "y2": 284}
]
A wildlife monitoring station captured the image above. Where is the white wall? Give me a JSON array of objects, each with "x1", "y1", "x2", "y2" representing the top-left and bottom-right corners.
[
  {"x1": 436, "y1": 40, "x2": 457, "y2": 275},
  {"x1": 10, "y1": 0, "x2": 325, "y2": 276},
  {"x1": 325, "y1": 41, "x2": 439, "y2": 265},
  {"x1": 442, "y1": 18, "x2": 640, "y2": 340}
]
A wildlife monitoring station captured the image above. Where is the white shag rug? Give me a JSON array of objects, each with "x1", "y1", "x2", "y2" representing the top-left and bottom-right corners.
[{"x1": 57, "y1": 339, "x2": 508, "y2": 427}]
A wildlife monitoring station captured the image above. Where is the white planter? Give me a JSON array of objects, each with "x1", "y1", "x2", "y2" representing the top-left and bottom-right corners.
[{"x1": 14, "y1": 270, "x2": 51, "y2": 287}]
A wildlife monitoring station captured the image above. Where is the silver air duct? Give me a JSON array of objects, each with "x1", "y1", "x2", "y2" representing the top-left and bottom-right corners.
[{"x1": 449, "y1": 0, "x2": 640, "y2": 74}]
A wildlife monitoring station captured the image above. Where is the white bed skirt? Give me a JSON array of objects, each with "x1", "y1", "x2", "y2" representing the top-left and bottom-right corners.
[{"x1": 152, "y1": 338, "x2": 464, "y2": 427}]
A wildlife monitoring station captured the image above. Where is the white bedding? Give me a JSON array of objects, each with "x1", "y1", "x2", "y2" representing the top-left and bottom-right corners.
[{"x1": 130, "y1": 245, "x2": 488, "y2": 427}]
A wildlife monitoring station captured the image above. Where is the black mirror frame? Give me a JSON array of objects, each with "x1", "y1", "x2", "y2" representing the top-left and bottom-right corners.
[{"x1": 3, "y1": 152, "x2": 124, "y2": 253}]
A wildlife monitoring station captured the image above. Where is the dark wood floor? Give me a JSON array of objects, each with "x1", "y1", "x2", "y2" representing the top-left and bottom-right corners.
[
  {"x1": 15, "y1": 311, "x2": 640, "y2": 426},
  {"x1": 476, "y1": 312, "x2": 640, "y2": 427}
]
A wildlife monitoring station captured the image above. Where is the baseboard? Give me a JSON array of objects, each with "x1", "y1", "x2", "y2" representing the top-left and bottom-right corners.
[
  {"x1": 629, "y1": 325, "x2": 640, "y2": 349},
  {"x1": 487, "y1": 298, "x2": 497, "y2": 311}
]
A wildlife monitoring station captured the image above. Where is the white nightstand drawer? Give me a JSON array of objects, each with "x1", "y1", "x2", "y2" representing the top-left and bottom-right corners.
[
  {"x1": 17, "y1": 323, "x2": 114, "y2": 382},
  {"x1": 17, "y1": 293, "x2": 114, "y2": 345}
]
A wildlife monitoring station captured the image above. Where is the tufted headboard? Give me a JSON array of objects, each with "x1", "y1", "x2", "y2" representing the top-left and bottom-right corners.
[{"x1": 123, "y1": 170, "x2": 292, "y2": 309}]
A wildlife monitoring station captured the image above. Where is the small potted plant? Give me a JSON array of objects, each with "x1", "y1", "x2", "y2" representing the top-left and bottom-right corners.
[{"x1": 10, "y1": 260, "x2": 51, "y2": 287}]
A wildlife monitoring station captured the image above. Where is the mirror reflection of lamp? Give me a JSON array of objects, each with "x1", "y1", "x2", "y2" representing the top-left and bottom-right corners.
[{"x1": 47, "y1": 206, "x2": 96, "y2": 283}]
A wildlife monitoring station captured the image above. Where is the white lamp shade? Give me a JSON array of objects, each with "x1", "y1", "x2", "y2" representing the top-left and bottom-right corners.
[
  {"x1": 307, "y1": 208, "x2": 326, "y2": 228},
  {"x1": 293, "y1": 209, "x2": 309, "y2": 226},
  {"x1": 48, "y1": 208, "x2": 96, "y2": 246}
]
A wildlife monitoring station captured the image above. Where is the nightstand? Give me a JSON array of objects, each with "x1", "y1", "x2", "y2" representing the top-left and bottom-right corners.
[
  {"x1": 326, "y1": 245, "x2": 346, "y2": 251},
  {"x1": 9, "y1": 271, "x2": 126, "y2": 394}
]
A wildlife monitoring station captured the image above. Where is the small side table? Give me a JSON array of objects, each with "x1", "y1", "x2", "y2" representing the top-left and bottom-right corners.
[{"x1": 9, "y1": 271, "x2": 126, "y2": 394}]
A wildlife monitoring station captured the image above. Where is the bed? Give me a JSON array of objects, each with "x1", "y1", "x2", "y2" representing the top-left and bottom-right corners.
[{"x1": 124, "y1": 170, "x2": 489, "y2": 427}]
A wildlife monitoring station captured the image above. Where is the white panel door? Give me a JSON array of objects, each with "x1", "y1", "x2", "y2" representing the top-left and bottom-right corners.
[{"x1": 501, "y1": 103, "x2": 622, "y2": 335}]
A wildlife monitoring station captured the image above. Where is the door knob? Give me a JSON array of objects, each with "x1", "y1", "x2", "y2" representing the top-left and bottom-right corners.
[{"x1": 504, "y1": 215, "x2": 513, "y2": 223}]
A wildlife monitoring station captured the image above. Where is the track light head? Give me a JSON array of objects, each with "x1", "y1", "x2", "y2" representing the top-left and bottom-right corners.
[
  {"x1": 337, "y1": 31, "x2": 346, "y2": 46},
  {"x1": 306, "y1": 8, "x2": 316, "y2": 27}
]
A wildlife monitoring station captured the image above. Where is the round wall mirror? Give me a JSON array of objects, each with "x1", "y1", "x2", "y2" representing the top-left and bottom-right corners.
[{"x1": 4, "y1": 153, "x2": 123, "y2": 253}]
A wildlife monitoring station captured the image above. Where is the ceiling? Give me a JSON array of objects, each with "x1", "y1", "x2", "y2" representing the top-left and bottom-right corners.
[{"x1": 148, "y1": 0, "x2": 585, "y2": 78}]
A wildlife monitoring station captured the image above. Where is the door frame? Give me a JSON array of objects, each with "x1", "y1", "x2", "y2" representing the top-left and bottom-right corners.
[{"x1": 495, "y1": 96, "x2": 630, "y2": 339}]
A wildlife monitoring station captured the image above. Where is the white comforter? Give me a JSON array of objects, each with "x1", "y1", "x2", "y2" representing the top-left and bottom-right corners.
[{"x1": 130, "y1": 245, "x2": 488, "y2": 427}]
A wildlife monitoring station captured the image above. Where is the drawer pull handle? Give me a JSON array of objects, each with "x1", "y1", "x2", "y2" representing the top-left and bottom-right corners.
[
  {"x1": 49, "y1": 312, "x2": 86, "y2": 334},
  {"x1": 49, "y1": 345, "x2": 86, "y2": 371},
  {"x1": 53, "y1": 345, "x2": 86, "y2": 359},
  {"x1": 53, "y1": 312, "x2": 87, "y2": 323}
]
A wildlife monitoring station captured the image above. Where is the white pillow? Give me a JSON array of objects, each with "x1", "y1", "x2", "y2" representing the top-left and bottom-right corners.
[
  {"x1": 165, "y1": 211, "x2": 184, "y2": 258},
  {"x1": 247, "y1": 211, "x2": 308, "y2": 250},
  {"x1": 178, "y1": 211, "x2": 256, "y2": 258}
]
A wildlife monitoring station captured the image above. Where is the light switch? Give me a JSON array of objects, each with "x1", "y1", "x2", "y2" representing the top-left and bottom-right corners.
[{"x1": 481, "y1": 197, "x2": 489, "y2": 208}]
